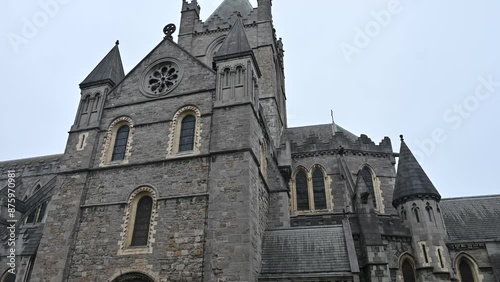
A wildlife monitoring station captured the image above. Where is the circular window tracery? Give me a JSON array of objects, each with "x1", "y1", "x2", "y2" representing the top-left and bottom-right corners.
[{"x1": 141, "y1": 59, "x2": 182, "y2": 97}]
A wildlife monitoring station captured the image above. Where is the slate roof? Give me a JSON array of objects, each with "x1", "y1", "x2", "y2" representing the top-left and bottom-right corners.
[
  {"x1": 20, "y1": 224, "x2": 45, "y2": 256},
  {"x1": 214, "y1": 18, "x2": 252, "y2": 60},
  {"x1": 392, "y1": 140, "x2": 440, "y2": 206},
  {"x1": 283, "y1": 124, "x2": 359, "y2": 145},
  {"x1": 206, "y1": 0, "x2": 254, "y2": 22},
  {"x1": 260, "y1": 226, "x2": 351, "y2": 276},
  {"x1": 440, "y1": 195, "x2": 500, "y2": 241},
  {"x1": 80, "y1": 42, "x2": 125, "y2": 88},
  {"x1": 0, "y1": 154, "x2": 63, "y2": 169}
]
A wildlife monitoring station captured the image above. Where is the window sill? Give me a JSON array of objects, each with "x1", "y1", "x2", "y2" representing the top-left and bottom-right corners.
[{"x1": 118, "y1": 245, "x2": 152, "y2": 256}]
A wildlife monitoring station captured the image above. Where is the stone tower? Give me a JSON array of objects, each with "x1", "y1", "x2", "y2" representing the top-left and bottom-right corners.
[
  {"x1": 392, "y1": 137, "x2": 453, "y2": 281},
  {"x1": 178, "y1": 0, "x2": 286, "y2": 148}
]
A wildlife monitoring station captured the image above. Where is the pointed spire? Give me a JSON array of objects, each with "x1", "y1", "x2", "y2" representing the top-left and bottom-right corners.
[
  {"x1": 392, "y1": 137, "x2": 441, "y2": 207},
  {"x1": 80, "y1": 42, "x2": 125, "y2": 89},
  {"x1": 214, "y1": 18, "x2": 252, "y2": 61},
  {"x1": 207, "y1": 0, "x2": 253, "y2": 22}
]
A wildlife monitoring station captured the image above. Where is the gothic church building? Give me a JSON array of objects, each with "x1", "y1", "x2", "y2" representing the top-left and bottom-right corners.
[{"x1": 1, "y1": 0, "x2": 500, "y2": 281}]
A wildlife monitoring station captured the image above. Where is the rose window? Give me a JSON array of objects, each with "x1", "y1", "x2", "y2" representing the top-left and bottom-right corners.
[{"x1": 142, "y1": 61, "x2": 182, "y2": 96}]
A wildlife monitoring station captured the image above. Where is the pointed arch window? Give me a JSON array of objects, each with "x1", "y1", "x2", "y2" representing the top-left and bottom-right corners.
[
  {"x1": 458, "y1": 258, "x2": 476, "y2": 282},
  {"x1": 296, "y1": 170, "x2": 309, "y2": 211},
  {"x1": 179, "y1": 115, "x2": 196, "y2": 152},
  {"x1": 361, "y1": 167, "x2": 377, "y2": 209},
  {"x1": 426, "y1": 202, "x2": 435, "y2": 223},
  {"x1": 312, "y1": 169, "x2": 327, "y2": 210},
  {"x1": 112, "y1": 125, "x2": 130, "y2": 161},
  {"x1": 412, "y1": 203, "x2": 421, "y2": 223},
  {"x1": 293, "y1": 165, "x2": 332, "y2": 213},
  {"x1": 131, "y1": 196, "x2": 153, "y2": 247},
  {"x1": 401, "y1": 259, "x2": 416, "y2": 282},
  {"x1": 36, "y1": 202, "x2": 47, "y2": 223}
]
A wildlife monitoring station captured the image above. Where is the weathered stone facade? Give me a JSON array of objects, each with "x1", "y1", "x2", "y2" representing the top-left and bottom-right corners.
[{"x1": 1, "y1": 1, "x2": 500, "y2": 282}]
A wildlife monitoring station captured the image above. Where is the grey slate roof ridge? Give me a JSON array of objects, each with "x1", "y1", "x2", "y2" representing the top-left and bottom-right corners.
[
  {"x1": 265, "y1": 224, "x2": 344, "y2": 232},
  {"x1": 441, "y1": 194, "x2": 500, "y2": 201},
  {"x1": 0, "y1": 154, "x2": 64, "y2": 169}
]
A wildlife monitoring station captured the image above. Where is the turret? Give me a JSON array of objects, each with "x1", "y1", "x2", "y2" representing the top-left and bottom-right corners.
[
  {"x1": 69, "y1": 41, "x2": 124, "y2": 169},
  {"x1": 393, "y1": 136, "x2": 453, "y2": 280},
  {"x1": 213, "y1": 17, "x2": 261, "y2": 109},
  {"x1": 178, "y1": 0, "x2": 200, "y2": 48},
  {"x1": 74, "y1": 41, "x2": 124, "y2": 130},
  {"x1": 257, "y1": 0, "x2": 272, "y2": 21}
]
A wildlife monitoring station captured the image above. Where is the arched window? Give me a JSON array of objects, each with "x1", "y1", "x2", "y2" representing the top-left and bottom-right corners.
[
  {"x1": 113, "y1": 272, "x2": 155, "y2": 282},
  {"x1": 426, "y1": 202, "x2": 434, "y2": 222},
  {"x1": 112, "y1": 125, "x2": 130, "y2": 161},
  {"x1": 36, "y1": 202, "x2": 47, "y2": 223},
  {"x1": 401, "y1": 259, "x2": 416, "y2": 282},
  {"x1": 312, "y1": 169, "x2": 327, "y2": 210},
  {"x1": 26, "y1": 209, "x2": 37, "y2": 224},
  {"x1": 168, "y1": 106, "x2": 202, "y2": 156},
  {"x1": 131, "y1": 196, "x2": 153, "y2": 247},
  {"x1": 0, "y1": 270, "x2": 15, "y2": 282},
  {"x1": 236, "y1": 66, "x2": 244, "y2": 86},
  {"x1": 361, "y1": 166, "x2": 379, "y2": 211},
  {"x1": 224, "y1": 68, "x2": 231, "y2": 87},
  {"x1": 401, "y1": 206, "x2": 407, "y2": 220},
  {"x1": 459, "y1": 258, "x2": 476, "y2": 282},
  {"x1": 179, "y1": 115, "x2": 196, "y2": 152},
  {"x1": 412, "y1": 203, "x2": 420, "y2": 223},
  {"x1": 296, "y1": 170, "x2": 309, "y2": 211}
]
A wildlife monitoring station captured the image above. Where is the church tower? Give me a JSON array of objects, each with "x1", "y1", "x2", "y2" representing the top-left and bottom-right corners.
[
  {"x1": 392, "y1": 136, "x2": 453, "y2": 281},
  {"x1": 178, "y1": 0, "x2": 286, "y2": 148}
]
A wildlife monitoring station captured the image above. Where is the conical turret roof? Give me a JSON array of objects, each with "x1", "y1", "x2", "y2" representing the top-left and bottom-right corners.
[
  {"x1": 393, "y1": 137, "x2": 441, "y2": 207},
  {"x1": 80, "y1": 41, "x2": 125, "y2": 88},
  {"x1": 214, "y1": 18, "x2": 252, "y2": 60}
]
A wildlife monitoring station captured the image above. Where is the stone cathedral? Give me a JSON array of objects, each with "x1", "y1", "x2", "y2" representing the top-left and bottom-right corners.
[{"x1": 1, "y1": 0, "x2": 500, "y2": 281}]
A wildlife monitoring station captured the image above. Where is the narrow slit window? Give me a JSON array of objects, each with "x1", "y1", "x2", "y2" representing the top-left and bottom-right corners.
[
  {"x1": 422, "y1": 244, "x2": 429, "y2": 263},
  {"x1": 224, "y1": 68, "x2": 230, "y2": 87},
  {"x1": 438, "y1": 249, "x2": 444, "y2": 269},
  {"x1": 112, "y1": 125, "x2": 130, "y2": 161},
  {"x1": 131, "y1": 196, "x2": 153, "y2": 246},
  {"x1": 179, "y1": 115, "x2": 196, "y2": 152},
  {"x1": 312, "y1": 169, "x2": 327, "y2": 210},
  {"x1": 296, "y1": 171, "x2": 309, "y2": 211}
]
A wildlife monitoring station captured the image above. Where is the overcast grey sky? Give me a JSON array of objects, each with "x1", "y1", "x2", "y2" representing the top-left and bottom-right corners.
[{"x1": 1, "y1": 0, "x2": 499, "y2": 198}]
